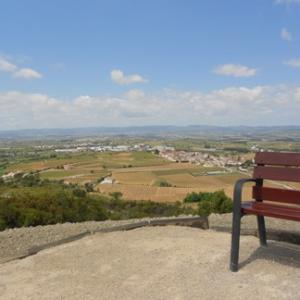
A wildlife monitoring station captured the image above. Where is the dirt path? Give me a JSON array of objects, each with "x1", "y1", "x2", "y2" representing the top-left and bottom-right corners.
[{"x1": 0, "y1": 226, "x2": 300, "y2": 300}]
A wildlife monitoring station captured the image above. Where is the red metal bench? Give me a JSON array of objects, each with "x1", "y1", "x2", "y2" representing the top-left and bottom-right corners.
[{"x1": 230, "y1": 151, "x2": 300, "y2": 272}]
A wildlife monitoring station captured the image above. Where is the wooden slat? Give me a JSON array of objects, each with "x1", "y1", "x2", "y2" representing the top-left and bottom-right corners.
[
  {"x1": 242, "y1": 201, "x2": 300, "y2": 222},
  {"x1": 252, "y1": 201, "x2": 300, "y2": 213},
  {"x1": 254, "y1": 166, "x2": 300, "y2": 182},
  {"x1": 255, "y1": 152, "x2": 300, "y2": 166},
  {"x1": 252, "y1": 186, "x2": 300, "y2": 205}
]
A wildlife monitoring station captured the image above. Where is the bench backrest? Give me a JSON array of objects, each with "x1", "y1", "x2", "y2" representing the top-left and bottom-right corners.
[{"x1": 252, "y1": 152, "x2": 300, "y2": 205}]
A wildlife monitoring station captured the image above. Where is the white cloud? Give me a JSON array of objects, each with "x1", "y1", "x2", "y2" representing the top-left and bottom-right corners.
[
  {"x1": 110, "y1": 69, "x2": 147, "y2": 85},
  {"x1": 1, "y1": 85, "x2": 300, "y2": 129},
  {"x1": 13, "y1": 68, "x2": 43, "y2": 79},
  {"x1": 284, "y1": 58, "x2": 300, "y2": 68},
  {"x1": 0, "y1": 56, "x2": 42, "y2": 79},
  {"x1": 0, "y1": 57, "x2": 17, "y2": 73},
  {"x1": 124, "y1": 89, "x2": 145, "y2": 100},
  {"x1": 281, "y1": 27, "x2": 292, "y2": 41},
  {"x1": 213, "y1": 64, "x2": 257, "y2": 77}
]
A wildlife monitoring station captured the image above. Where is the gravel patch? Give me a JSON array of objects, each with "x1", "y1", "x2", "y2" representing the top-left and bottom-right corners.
[
  {"x1": 210, "y1": 213, "x2": 300, "y2": 243},
  {"x1": 1, "y1": 213, "x2": 299, "y2": 264},
  {"x1": 1, "y1": 226, "x2": 300, "y2": 300},
  {"x1": 0, "y1": 216, "x2": 205, "y2": 263},
  {"x1": 0, "y1": 219, "x2": 147, "y2": 263}
]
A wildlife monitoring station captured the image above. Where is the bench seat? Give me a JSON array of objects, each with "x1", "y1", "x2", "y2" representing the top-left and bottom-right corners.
[{"x1": 242, "y1": 201, "x2": 300, "y2": 222}]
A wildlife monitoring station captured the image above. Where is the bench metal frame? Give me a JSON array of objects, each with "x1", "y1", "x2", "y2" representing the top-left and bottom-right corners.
[{"x1": 230, "y1": 178, "x2": 266, "y2": 272}]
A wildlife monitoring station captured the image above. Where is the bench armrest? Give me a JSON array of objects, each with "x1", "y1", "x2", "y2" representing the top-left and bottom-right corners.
[
  {"x1": 231, "y1": 178, "x2": 263, "y2": 271},
  {"x1": 233, "y1": 178, "x2": 261, "y2": 210}
]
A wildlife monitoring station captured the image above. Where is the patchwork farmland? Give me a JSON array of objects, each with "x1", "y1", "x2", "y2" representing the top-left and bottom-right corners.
[
  {"x1": 4, "y1": 151, "x2": 261, "y2": 202},
  {"x1": 97, "y1": 170, "x2": 253, "y2": 202}
]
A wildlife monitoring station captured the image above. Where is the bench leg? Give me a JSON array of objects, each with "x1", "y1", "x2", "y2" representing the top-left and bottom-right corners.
[
  {"x1": 230, "y1": 210, "x2": 241, "y2": 272},
  {"x1": 257, "y1": 215, "x2": 267, "y2": 246}
]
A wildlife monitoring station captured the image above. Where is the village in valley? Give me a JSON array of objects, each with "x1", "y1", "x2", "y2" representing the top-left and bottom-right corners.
[{"x1": 1, "y1": 142, "x2": 250, "y2": 180}]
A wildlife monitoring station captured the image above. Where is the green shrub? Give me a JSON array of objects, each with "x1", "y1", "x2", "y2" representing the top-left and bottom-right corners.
[
  {"x1": 198, "y1": 191, "x2": 232, "y2": 216},
  {"x1": 109, "y1": 192, "x2": 123, "y2": 201},
  {"x1": 72, "y1": 188, "x2": 87, "y2": 198},
  {"x1": 0, "y1": 176, "x2": 197, "y2": 231},
  {"x1": 184, "y1": 190, "x2": 232, "y2": 216},
  {"x1": 154, "y1": 179, "x2": 172, "y2": 187},
  {"x1": 84, "y1": 182, "x2": 94, "y2": 192},
  {"x1": 198, "y1": 200, "x2": 212, "y2": 217},
  {"x1": 183, "y1": 192, "x2": 201, "y2": 203},
  {"x1": 0, "y1": 184, "x2": 108, "y2": 230}
]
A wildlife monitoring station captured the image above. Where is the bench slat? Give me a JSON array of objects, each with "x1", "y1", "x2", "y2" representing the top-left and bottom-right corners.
[
  {"x1": 255, "y1": 152, "x2": 300, "y2": 166},
  {"x1": 252, "y1": 186, "x2": 300, "y2": 205},
  {"x1": 252, "y1": 201, "x2": 300, "y2": 213},
  {"x1": 242, "y1": 201, "x2": 300, "y2": 222},
  {"x1": 253, "y1": 166, "x2": 300, "y2": 182}
]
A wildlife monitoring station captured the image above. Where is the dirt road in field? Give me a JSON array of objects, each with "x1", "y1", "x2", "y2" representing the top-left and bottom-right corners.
[{"x1": 1, "y1": 226, "x2": 300, "y2": 300}]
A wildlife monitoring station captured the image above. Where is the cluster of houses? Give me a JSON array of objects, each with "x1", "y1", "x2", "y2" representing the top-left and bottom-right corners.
[
  {"x1": 54, "y1": 144, "x2": 153, "y2": 153},
  {"x1": 53, "y1": 144, "x2": 182, "y2": 154},
  {"x1": 45, "y1": 143, "x2": 249, "y2": 170},
  {"x1": 159, "y1": 149, "x2": 245, "y2": 168}
]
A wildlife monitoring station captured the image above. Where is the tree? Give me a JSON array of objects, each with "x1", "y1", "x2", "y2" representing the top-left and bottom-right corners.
[{"x1": 84, "y1": 182, "x2": 94, "y2": 192}]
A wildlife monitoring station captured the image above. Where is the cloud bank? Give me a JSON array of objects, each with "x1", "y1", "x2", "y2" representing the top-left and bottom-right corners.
[{"x1": 1, "y1": 85, "x2": 300, "y2": 129}]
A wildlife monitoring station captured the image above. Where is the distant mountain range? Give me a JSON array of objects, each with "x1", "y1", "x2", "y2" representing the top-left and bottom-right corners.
[{"x1": 1, "y1": 125, "x2": 300, "y2": 140}]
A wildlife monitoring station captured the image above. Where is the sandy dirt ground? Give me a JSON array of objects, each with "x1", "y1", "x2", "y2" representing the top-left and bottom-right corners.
[{"x1": 0, "y1": 226, "x2": 300, "y2": 300}]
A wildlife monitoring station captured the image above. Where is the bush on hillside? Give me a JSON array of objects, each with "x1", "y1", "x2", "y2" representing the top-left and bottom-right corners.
[
  {"x1": 184, "y1": 191, "x2": 201, "y2": 203},
  {"x1": 0, "y1": 186, "x2": 108, "y2": 230},
  {"x1": 184, "y1": 190, "x2": 233, "y2": 216},
  {"x1": 0, "y1": 174, "x2": 196, "y2": 231}
]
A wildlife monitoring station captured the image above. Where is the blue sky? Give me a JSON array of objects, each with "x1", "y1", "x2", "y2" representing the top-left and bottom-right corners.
[{"x1": 0, "y1": 0, "x2": 300, "y2": 129}]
